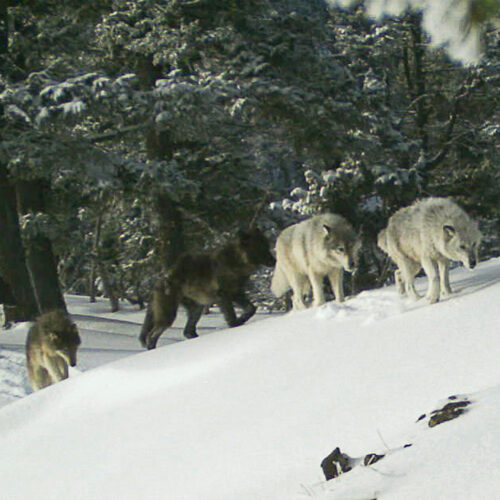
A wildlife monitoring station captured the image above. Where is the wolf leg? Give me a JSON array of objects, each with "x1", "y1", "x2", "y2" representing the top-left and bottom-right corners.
[
  {"x1": 394, "y1": 269, "x2": 405, "y2": 295},
  {"x1": 328, "y1": 267, "x2": 344, "y2": 302},
  {"x1": 45, "y1": 354, "x2": 68, "y2": 383},
  {"x1": 438, "y1": 259, "x2": 453, "y2": 297},
  {"x1": 309, "y1": 271, "x2": 326, "y2": 307},
  {"x1": 396, "y1": 258, "x2": 420, "y2": 300},
  {"x1": 421, "y1": 257, "x2": 440, "y2": 303},
  {"x1": 140, "y1": 278, "x2": 179, "y2": 349},
  {"x1": 182, "y1": 299, "x2": 203, "y2": 339},
  {"x1": 30, "y1": 366, "x2": 52, "y2": 391},
  {"x1": 397, "y1": 260, "x2": 421, "y2": 297},
  {"x1": 141, "y1": 306, "x2": 177, "y2": 349},
  {"x1": 218, "y1": 293, "x2": 240, "y2": 327},
  {"x1": 287, "y1": 273, "x2": 308, "y2": 310},
  {"x1": 232, "y1": 291, "x2": 257, "y2": 326}
]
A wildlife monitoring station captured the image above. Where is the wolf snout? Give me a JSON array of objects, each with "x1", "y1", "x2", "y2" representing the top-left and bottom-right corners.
[
  {"x1": 345, "y1": 258, "x2": 357, "y2": 273},
  {"x1": 466, "y1": 253, "x2": 477, "y2": 270}
]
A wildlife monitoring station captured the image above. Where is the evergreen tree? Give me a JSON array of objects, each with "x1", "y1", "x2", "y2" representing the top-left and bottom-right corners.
[{"x1": 0, "y1": 0, "x2": 497, "y2": 316}]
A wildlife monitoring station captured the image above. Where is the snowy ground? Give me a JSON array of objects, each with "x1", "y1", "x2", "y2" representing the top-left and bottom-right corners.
[
  {"x1": 0, "y1": 294, "x2": 272, "y2": 406},
  {"x1": 0, "y1": 259, "x2": 499, "y2": 499}
]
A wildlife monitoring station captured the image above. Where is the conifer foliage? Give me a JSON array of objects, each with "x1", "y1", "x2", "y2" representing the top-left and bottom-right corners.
[{"x1": 0, "y1": 1, "x2": 498, "y2": 315}]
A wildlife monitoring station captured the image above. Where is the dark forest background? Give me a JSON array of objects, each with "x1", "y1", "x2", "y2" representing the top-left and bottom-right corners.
[{"x1": 0, "y1": 0, "x2": 498, "y2": 319}]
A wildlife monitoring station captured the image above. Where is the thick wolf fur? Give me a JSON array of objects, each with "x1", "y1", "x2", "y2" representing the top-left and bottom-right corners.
[
  {"x1": 271, "y1": 213, "x2": 359, "y2": 309},
  {"x1": 139, "y1": 228, "x2": 275, "y2": 349},
  {"x1": 378, "y1": 197, "x2": 482, "y2": 303},
  {"x1": 26, "y1": 310, "x2": 81, "y2": 391}
]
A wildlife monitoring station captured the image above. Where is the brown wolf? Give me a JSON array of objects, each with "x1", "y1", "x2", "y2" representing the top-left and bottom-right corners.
[
  {"x1": 139, "y1": 228, "x2": 275, "y2": 349},
  {"x1": 26, "y1": 310, "x2": 81, "y2": 391}
]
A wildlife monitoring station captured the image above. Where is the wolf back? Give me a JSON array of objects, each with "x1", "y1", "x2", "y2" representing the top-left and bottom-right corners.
[
  {"x1": 140, "y1": 228, "x2": 275, "y2": 349},
  {"x1": 378, "y1": 197, "x2": 482, "y2": 303},
  {"x1": 271, "y1": 213, "x2": 359, "y2": 309}
]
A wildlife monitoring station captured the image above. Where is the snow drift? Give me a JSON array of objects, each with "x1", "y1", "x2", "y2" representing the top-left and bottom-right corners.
[{"x1": 0, "y1": 259, "x2": 499, "y2": 499}]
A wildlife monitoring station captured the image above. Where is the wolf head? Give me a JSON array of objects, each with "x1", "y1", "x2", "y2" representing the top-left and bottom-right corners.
[
  {"x1": 237, "y1": 228, "x2": 276, "y2": 267},
  {"x1": 323, "y1": 224, "x2": 359, "y2": 272},
  {"x1": 41, "y1": 312, "x2": 81, "y2": 366},
  {"x1": 442, "y1": 222, "x2": 482, "y2": 270},
  {"x1": 49, "y1": 325, "x2": 81, "y2": 366}
]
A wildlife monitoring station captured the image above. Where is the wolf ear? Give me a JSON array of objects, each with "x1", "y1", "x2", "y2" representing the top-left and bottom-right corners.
[
  {"x1": 443, "y1": 225, "x2": 455, "y2": 240},
  {"x1": 323, "y1": 225, "x2": 332, "y2": 236}
]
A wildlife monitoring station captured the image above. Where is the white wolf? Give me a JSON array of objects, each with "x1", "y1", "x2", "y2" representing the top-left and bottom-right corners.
[
  {"x1": 378, "y1": 197, "x2": 482, "y2": 303},
  {"x1": 271, "y1": 213, "x2": 359, "y2": 309}
]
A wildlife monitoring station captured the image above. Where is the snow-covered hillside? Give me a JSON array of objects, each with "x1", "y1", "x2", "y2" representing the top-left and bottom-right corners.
[{"x1": 0, "y1": 259, "x2": 499, "y2": 499}]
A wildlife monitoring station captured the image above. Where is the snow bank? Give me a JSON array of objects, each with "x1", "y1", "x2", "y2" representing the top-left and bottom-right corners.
[
  {"x1": 0, "y1": 259, "x2": 499, "y2": 499},
  {"x1": 0, "y1": 349, "x2": 30, "y2": 406},
  {"x1": 314, "y1": 386, "x2": 500, "y2": 499}
]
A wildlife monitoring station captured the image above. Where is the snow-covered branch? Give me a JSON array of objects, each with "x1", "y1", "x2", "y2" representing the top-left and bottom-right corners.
[{"x1": 327, "y1": 0, "x2": 499, "y2": 64}]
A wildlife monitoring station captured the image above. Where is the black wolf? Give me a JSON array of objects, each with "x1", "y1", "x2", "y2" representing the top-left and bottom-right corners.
[{"x1": 139, "y1": 228, "x2": 275, "y2": 349}]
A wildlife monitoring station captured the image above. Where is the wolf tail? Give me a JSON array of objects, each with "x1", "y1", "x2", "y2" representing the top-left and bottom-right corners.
[
  {"x1": 139, "y1": 276, "x2": 180, "y2": 349},
  {"x1": 271, "y1": 263, "x2": 290, "y2": 297},
  {"x1": 377, "y1": 228, "x2": 388, "y2": 253}
]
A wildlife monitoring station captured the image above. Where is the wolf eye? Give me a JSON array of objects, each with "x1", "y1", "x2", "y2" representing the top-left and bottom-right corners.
[
  {"x1": 459, "y1": 244, "x2": 466, "y2": 250},
  {"x1": 337, "y1": 247, "x2": 345, "y2": 252}
]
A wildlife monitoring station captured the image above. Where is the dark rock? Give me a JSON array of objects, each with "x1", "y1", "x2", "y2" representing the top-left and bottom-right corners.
[
  {"x1": 428, "y1": 399, "x2": 471, "y2": 428},
  {"x1": 321, "y1": 447, "x2": 352, "y2": 480},
  {"x1": 363, "y1": 453, "x2": 385, "y2": 466}
]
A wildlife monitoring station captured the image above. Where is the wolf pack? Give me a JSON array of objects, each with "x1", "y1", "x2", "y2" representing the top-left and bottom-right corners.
[{"x1": 24, "y1": 196, "x2": 482, "y2": 392}]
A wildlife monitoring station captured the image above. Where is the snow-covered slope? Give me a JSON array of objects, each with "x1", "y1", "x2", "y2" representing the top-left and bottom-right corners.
[{"x1": 0, "y1": 259, "x2": 499, "y2": 499}]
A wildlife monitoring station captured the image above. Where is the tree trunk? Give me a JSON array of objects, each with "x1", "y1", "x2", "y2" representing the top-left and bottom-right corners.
[
  {"x1": 146, "y1": 127, "x2": 186, "y2": 269},
  {"x1": 88, "y1": 212, "x2": 103, "y2": 302},
  {"x1": 154, "y1": 191, "x2": 185, "y2": 271},
  {"x1": 16, "y1": 180, "x2": 67, "y2": 314},
  {"x1": 0, "y1": 165, "x2": 38, "y2": 320},
  {"x1": 139, "y1": 55, "x2": 186, "y2": 270},
  {"x1": 87, "y1": 198, "x2": 120, "y2": 312}
]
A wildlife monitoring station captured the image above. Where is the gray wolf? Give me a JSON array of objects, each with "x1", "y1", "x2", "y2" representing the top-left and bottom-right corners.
[
  {"x1": 271, "y1": 213, "x2": 359, "y2": 309},
  {"x1": 378, "y1": 197, "x2": 482, "y2": 303},
  {"x1": 139, "y1": 228, "x2": 275, "y2": 349},
  {"x1": 26, "y1": 310, "x2": 81, "y2": 391}
]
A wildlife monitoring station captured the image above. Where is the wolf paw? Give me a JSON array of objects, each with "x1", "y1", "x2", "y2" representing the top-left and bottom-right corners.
[{"x1": 425, "y1": 294, "x2": 439, "y2": 304}]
